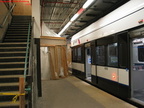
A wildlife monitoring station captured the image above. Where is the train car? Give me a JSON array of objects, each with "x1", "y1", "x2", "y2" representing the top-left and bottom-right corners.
[{"x1": 71, "y1": 0, "x2": 144, "y2": 107}]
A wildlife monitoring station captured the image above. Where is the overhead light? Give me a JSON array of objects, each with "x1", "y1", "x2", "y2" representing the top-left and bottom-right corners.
[
  {"x1": 58, "y1": 22, "x2": 72, "y2": 35},
  {"x1": 83, "y1": 0, "x2": 94, "y2": 9},
  {"x1": 70, "y1": 14, "x2": 79, "y2": 21}
]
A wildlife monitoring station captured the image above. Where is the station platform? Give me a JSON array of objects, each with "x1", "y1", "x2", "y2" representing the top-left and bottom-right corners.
[{"x1": 36, "y1": 76, "x2": 137, "y2": 108}]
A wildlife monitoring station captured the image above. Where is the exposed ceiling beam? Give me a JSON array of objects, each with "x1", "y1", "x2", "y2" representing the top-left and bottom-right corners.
[
  {"x1": 45, "y1": 22, "x2": 63, "y2": 24},
  {"x1": 42, "y1": 19, "x2": 64, "y2": 22},
  {"x1": 74, "y1": 25, "x2": 82, "y2": 27},
  {"x1": 44, "y1": 2, "x2": 78, "y2": 4},
  {"x1": 86, "y1": 14, "x2": 96, "y2": 17},
  {"x1": 70, "y1": 29, "x2": 77, "y2": 31},
  {"x1": 103, "y1": 0, "x2": 117, "y2": 4},
  {"x1": 90, "y1": 8, "x2": 105, "y2": 12},
  {"x1": 79, "y1": 20, "x2": 88, "y2": 23},
  {"x1": 44, "y1": 6, "x2": 75, "y2": 9}
]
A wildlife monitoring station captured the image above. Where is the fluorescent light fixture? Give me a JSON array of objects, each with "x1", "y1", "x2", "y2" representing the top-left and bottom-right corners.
[
  {"x1": 58, "y1": 22, "x2": 72, "y2": 35},
  {"x1": 58, "y1": 0, "x2": 94, "y2": 36},
  {"x1": 83, "y1": 0, "x2": 94, "y2": 9},
  {"x1": 70, "y1": 14, "x2": 79, "y2": 21}
]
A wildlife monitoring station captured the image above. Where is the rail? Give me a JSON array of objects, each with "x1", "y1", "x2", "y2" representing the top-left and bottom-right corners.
[
  {"x1": 24, "y1": 22, "x2": 31, "y2": 81},
  {"x1": 24, "y1": 17, "x2": 34, "y2": 108},
  {"x1": 0, "y1": 3, "x2": 16, "y2": 28}
]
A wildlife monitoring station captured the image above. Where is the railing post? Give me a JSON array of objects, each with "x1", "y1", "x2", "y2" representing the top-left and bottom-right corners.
[{"x1": 19, "y1": 77, "x2": 25, "y2": 108}]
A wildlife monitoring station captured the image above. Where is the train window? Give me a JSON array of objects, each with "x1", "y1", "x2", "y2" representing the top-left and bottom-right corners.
[
  {"x1": 96, "y1": 45, "x2": 106, "y2": 65},
  {"x1": 119, "y1": 42, "x2": 128, "y2": 68},
  {"x1": 77, "y1": 47, "x2": 81, "y2": 61},
  {"x1": 138, "y1": 45, "x2": 144, "y2": 62},
  {"x1": 107, "y1": 43, "x2": 118, "y2": 67},
  {"x1": 72, "y1": 48, "x2": 77, "y2": 62},
  {"x1": 118, "y1": 32, "x2": 129, "y2": 68}
]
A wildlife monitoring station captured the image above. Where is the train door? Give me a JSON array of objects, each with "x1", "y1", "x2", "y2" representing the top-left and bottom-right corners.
[
  {"x1": 85, "y1": 43, "x2": 91, "y2": 82},
  {"x1": 130, "y1": 28, "x2": 144, "y2": 103}
]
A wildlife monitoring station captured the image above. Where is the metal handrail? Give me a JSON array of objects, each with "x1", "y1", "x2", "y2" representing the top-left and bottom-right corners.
[
  {"x1": 27, "y1": 17, "x2": 34, "y2": 77},
  {"x1": 24, "y1": 17, "x2": 34, "y2": 81},
  {"x1": 24, "y1": 22, "x2": 31, "y2": 81},
  {"x1": 0, "y1": 3, "x2": 16, "y2": 28},
  {"x1": 23, "y1": 17, "x2": 34, "y2": 108}
]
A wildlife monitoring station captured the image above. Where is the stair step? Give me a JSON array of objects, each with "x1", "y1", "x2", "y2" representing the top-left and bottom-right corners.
[
  {"x1": 0, "y1": 51, "x2": 26, "y2": 57},
  {"x1": 6, "y1": 31, "x2": 29, "y2": 33},
  {"x1": 0, "y1": 67, "x2": 27, "y2": 76},
  {"x1": 0, "y1": 91, "x2": 19, "y2": 95},
  {"x1": 0, "y1": 62, "x2": 26, "y2": 68},
  {"x1": 4, "y1": 39, "x2": 28, "y2": 42},
  {"x1": 0, "y1": 91, "x2": 20, "y2": 102},
  {"x1": 0, "y1": 62, "x2": 25, "y2": 65},
  {"x1": 0, "y1": 42, "x2": 27, "y2": 45},
  {"x1": 0, "y1": 51, "x2": 26, "y2": 54},
  {"x1": 0, "y1": 101, "x2": 28, "y2": 107},
  {"x1": 0, "y1": 69, "x2": 26, "y2": 76},
  {"x1": 0, "y1": 75, "x2": 23, "y2": 78},
  {"x1": 0, "y1": 86, "x2": 19, "y2": 92},
  {"x1": 0, "y1": 83, "x2": 19, "y2": 87},
  {"x1": 9, "y1": 26, "x2": 29, "y2": 29},
  {"x1": 11, "y1": 23, "x2": 29, "y2": 24},
  {"x1": 5, "y1": 36, "x2": 30, "y2": 39},
  {"x1": 0, "y1": 83, "x2": 21, "y2": 94},
  {"x1": 0, "y1": 56, "x2": 26, "y2": 59},
  {"x1": 10, "y1": 25, "x2": 29, "y2": 27},
  {"x1": 0, "y1": 67, "x2": 25, "y2": 71},
  {"x1": 8, "y1": 29, "x2": 29, "y2": 31},
  {"x1": 6, "y1": 34, "x2": 30, "y2": 36},
  {"x1": 0, "y1": 56, "x2": 27, "y2": 62},
  {"x1": 0, "y1": 51, "x2": 27, "y2": 57},
  {"x1": 0, "y1": 42, "x2": 29, "y2": 47},
  {"x1": 12, "y1": 21, "x2": 30, "y2": 23},
  {"x1": 0, "y1": 75, "x2": 24, "y2": 83},
  {"x1": 0, "y1": 47, "x2": 26, "y2": 51},
  {"x1": 0, "y1": 47, "x2": 26, "y2": 49},
  {"x1": 0, "y1": 101, "x2": 19, "y2": 107}
]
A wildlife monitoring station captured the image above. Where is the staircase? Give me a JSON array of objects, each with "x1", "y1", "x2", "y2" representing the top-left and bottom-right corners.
[{"x1": 0, "y1": 16, "x2": 31, "y2": 108}]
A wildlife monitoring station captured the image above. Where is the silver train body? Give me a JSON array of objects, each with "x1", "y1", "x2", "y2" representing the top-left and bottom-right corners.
[{"x1": 71, "y1": 0, "x2": 144, "y2": 107}]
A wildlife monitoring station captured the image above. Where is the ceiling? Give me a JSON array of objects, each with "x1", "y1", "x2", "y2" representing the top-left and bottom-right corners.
[{"x1": 41, "y1": 0, "x2": 129, "y2": 39}]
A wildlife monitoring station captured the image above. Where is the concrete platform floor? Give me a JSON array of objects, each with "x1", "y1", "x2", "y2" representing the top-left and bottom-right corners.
[{"x1": 36, "y1": 76, "x2": 137, "y2": 108}]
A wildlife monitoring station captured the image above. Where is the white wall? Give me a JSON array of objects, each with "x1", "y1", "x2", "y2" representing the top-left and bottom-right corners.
[{"x1": 32, "y1": 0, "x2": 41, "y2": 38}]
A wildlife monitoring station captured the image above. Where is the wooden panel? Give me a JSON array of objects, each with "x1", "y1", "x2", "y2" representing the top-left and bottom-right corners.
[
  {"x1": 41, "y1": 36, "x2": 66, "y2": 40},
  {"x1": 41, "y1": 39, "x2": 66, "y2": 45},
  {"x1": 19, "y1": 77, "x2": 25, "y2": 108},
  {"x1": 12, "y1": 0, "x2": 31, "y2": 15},
  {"x1": 49, "y1": 47, "x2": 59, "y2": 80},
  {"x1": 40, "y1": 44, "x2": 56, "y2": 47}
]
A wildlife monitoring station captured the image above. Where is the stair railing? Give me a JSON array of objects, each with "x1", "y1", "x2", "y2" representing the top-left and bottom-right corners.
[
  {"x1": 24, "y1": 22, "x2": 31, "y2": 80},
  {"x1": 0, "y1": 3, "x2": 16, "y2": 28},
  {"x1": 22, "y1": 17, "x2": 35, "y2": 108}
]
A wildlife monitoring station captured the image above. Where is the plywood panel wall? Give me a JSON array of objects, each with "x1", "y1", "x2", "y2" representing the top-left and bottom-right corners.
[{"x1": 13, "y1": 0, "x2": 32, "y2": 15}]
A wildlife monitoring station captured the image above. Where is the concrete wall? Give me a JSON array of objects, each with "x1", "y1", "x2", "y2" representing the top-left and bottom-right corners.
[
  {"x1": 0, "y1": 3, "x2": 11, "y2": 42},
  {"x1": 32, "y1": 0, "x2": 41, "y2": 38},
  {"x1": 12, "y1": 0, "x2": 32, "y2": 15}
]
